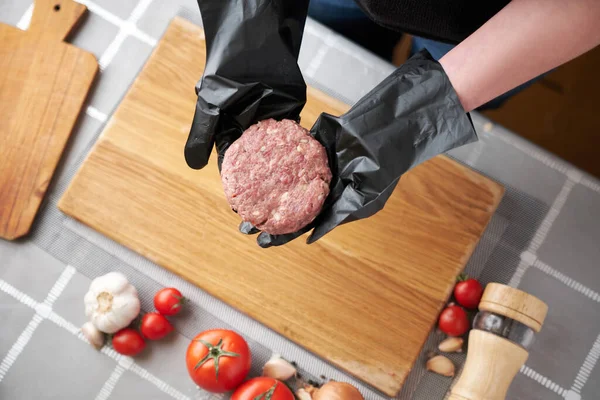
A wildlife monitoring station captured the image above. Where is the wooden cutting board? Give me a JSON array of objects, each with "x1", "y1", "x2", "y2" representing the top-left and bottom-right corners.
[
  {"x1": 0, "y1": 0, "x2": 97, "y2": 240},
  {"x1": 58, "y1": 18, "x2": 503, "y2": 396}
]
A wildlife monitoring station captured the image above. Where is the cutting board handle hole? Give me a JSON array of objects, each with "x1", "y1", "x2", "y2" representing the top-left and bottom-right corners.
[{"x1": 53, "y1": 4, "x2": 61, "y2": 11}]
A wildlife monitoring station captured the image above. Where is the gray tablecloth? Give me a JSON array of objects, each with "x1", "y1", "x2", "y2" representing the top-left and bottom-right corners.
[{"x1": 1, "y1": 1, "x2": 599, "y2": 399}]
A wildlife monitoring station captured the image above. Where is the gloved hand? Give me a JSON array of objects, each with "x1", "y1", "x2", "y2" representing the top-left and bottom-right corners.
[
  {"x1": 186, "y1": 1, "x2": 477, "y2": 248},
  {"x1": 185, "y1": 0, "x2": 310, "y2": 170},
  {"x1": 245, "y1": 51, "x2": 478, "y2": 247}
]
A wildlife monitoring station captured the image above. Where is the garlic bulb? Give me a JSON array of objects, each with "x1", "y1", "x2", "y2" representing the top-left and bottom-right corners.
[
  {"x1": 262, "y1": 354, "x2": 297, "y2": 380},
  {"x1": 84, "y1": 272, "x2": 140, "y2": 334},
  {"x1": 81, "y1": 322, "x2": 105, "y2": 350}
]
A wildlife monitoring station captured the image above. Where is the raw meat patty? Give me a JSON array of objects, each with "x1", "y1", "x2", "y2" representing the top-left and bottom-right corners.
[{"x1": 221, "y1": 119, "x2": 332, "y2": 235}]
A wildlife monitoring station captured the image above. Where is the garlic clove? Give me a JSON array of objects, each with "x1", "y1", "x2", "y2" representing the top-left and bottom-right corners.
[
  {"x1": 262, "y1": 354, "x2": 297, "y2": 381},
  {"x1": 426, "y1": 355, "x2": 455, "y2": 377},
  {"x1": 438, "y1": 337, "x2": 464, "y2": 353},
  {"x1": 296, "y1": 388, "x2": 313, "y2": 400},
  {"x1": 304, "y1": 385, "x2": 318, "y2": 396},
  {"x1": 82, "y1": 322, "x2": 105, "y2": 350}
]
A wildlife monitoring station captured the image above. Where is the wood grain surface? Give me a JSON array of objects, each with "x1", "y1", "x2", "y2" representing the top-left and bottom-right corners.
[
  {"x1": 448, "y1": 330, "x2": 529, "y2": 400},
  {"x1": 58, "y1": 18, "x2": 503, "y2": 396},
  {"x1": 0, "y1": 0, "x2": 97, "y2": 240},
  {"x1": 448, "y1": 284, "x2": 547, "y2": 400},
  {"x1": 479, "y1": 283, "x2": 548, "y2": 332}
]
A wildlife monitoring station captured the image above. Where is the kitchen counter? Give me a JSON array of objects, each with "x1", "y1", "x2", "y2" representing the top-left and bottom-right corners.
[{"x1": 1, "y1": 1, "x2": 599, "y2": 399}]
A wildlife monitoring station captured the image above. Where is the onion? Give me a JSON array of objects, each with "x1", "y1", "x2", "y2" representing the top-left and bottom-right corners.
[{"x1": 313, "y1": 382, "x2": 364, "y2": 400}]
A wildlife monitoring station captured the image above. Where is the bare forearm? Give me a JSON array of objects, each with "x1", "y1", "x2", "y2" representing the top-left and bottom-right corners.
[{"x1": 440, "y1": 0, "x2": 600, "y2": 112}]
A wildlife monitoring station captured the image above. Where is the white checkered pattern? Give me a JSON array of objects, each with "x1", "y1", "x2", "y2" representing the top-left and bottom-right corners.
[
  {"x1": 0, "y1": 271, "x2": 191, "y2": 400},
  {"x1": 2, "y1": 0, "x2": 600, "y2": 399},
  {"x1": 3, "y1": 1, "x2": 190, "y2": 397},
  {"x1": 481, "y1": 127, "x2": 600, "y2": 399}
]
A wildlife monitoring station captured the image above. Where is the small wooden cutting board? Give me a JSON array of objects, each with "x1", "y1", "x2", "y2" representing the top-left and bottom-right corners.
[
  {"x1": 59, "y1": 18, "x2": 503, "y2": 396},
  {"x1": 0, "y1": 0, "x2": 97, "y2": 240}
]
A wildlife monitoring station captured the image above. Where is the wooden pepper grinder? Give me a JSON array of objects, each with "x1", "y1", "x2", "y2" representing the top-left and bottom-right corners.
[{"x1": 449, "y1": 283, "x2": 548, "y2": 400}]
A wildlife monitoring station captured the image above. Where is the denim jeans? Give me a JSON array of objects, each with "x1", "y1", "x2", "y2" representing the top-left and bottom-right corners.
[{"x1": 308, "y1": 0, "x2": 542, "y2": 110}]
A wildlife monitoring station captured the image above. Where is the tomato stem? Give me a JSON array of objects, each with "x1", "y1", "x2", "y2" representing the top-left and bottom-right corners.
[
  {"x1": 253, "y1": 383, "x2": 278, "y2": 400},
  {"x1": 456, "y1": 273, "x2": 469, "y2": 282},
  {"x1": 194, "y1": 338, "x2": 240, "y2": 380},
  {"x1": 170, "y1": 294, "x2": 186, "y2": 310}
]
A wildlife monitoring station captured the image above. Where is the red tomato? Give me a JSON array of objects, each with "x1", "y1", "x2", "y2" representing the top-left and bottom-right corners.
[
  {"x1": 112, "y1": 328, "x2": 146, "y2": 356},
  {"x1": 232, "y1": 378, "x2": 294, "y2": 400},
  {"x1": 140, "y1": 312, "x2": 174, "y2": 340},
  {"x1": 454, "y1": 278, "x2": 484, "y2": 309},
  {"x1": 154, "y1": 288, "x2": 185, "y2": 316},
  {"x1": 438, "y1": 305, "x2": 469, "y2": 336},
  {"x1": 186, "y1": 329, "x2": 251, "y2": 393}
]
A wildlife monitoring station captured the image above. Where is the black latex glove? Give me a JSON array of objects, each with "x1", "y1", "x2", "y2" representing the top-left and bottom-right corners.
[
  {"x1": 185, "y1": 0, "x2": 310, "y2": 170},
  {"x1": 247, "y1": 51, "x2": 478, "y2": 247},
  {"x1": 186, "y1": 1, "x2": 477, "y2": 248}
]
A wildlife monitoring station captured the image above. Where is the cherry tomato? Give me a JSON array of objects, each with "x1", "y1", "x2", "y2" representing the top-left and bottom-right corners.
[
  {"x1": 186, "y1": 329, "x2": 251, "y2": 393},
  {"x1": 438, "y1": 305, "x2": 469, "y2": 337},
  {"x1": 154, "y1": 288, "x2": 186, "y2": 316},
  {"x1": 140, "y1": 312, "x2": 174, "y2": 340},
  {"x1": 454, "y1": 278, "x2": 484, "y2": 309},
  {"x1": 232, "y1": 378, "x2": 294, "y2": 400},
  {"x1": 112, "y1": 328, "x2": 146, "y2": 356}
]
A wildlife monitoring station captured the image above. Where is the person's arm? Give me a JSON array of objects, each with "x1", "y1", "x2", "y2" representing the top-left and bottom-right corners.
[{"x1": 439, "y1": 0, "x2": 600, "y2": 112}]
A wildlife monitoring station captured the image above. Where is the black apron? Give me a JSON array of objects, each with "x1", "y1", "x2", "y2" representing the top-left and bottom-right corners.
[{"x1": 354, "y1": 0, "x2": 510, "y2": 43}]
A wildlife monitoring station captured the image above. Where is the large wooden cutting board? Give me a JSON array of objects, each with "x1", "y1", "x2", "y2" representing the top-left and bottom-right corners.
[
  {"x1": 59, "y1": 18, "x2": 503, "y2": 396},
  {"x1": 0, "y1": 0, "x2": 97, "y2": 240}
]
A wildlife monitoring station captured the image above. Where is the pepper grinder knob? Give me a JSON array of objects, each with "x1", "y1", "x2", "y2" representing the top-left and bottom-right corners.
[{"x1": 448, "y1": 283, "x2": 548, "y2": 400}]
